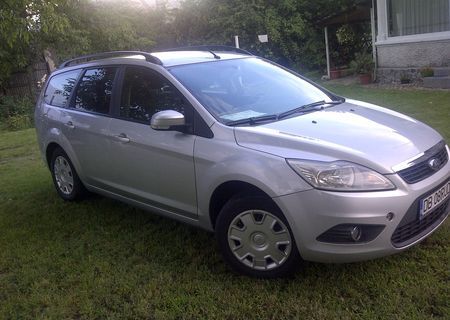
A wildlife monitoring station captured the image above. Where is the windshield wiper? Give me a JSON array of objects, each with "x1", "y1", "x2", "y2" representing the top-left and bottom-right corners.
[
  {"x1": 225, "y1": 100, "x2": 344, "y2": 126},
  {"x1": 225, "y1": 114, "x2": 278, "y2": 126},
  {"x1": 277, "y1": 100, "x2": 343, "y2": 120}
]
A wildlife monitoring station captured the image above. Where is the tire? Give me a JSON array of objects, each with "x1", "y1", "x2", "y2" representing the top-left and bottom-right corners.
[
  {"x1": 50, "y1": 148, "x2": 87, "y2": 201},
  {"x1": 216, "y1": 195, "x2": 302, "y2": 278}
]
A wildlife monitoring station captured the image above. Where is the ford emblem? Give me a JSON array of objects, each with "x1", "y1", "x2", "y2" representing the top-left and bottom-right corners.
[{"x1": 428, "y1": 158, "x2": 441, "y2": 171}]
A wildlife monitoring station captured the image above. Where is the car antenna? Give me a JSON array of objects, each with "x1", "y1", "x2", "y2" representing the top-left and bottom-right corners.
[{"x1": 208, "y1": 50, "x2": 221, "y2": 59}]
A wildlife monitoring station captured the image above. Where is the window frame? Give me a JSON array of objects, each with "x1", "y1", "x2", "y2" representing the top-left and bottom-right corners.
[
  {"x1": 112, "y1": 64, "x2": 213, "y2": 138},
  {"x1": 387, "y1": 0, "x2": 450, "y2": 38},
  {"x1": 68, "y1": 65, "x2": 120, "y2": 117},
  {"x1": 112, "y1": 65, "x2": 194, "y2": 125},
  {"x1": 379, "y1": 0, "x2": 450, "y2": 44},
  {"x1": 44, "y1": 63, "x2": 213, "y2": 138}
]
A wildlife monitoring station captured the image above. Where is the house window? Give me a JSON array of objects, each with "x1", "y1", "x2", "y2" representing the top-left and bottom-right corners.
[{"x1": 388, "y1": 0, "x2": 450, "y2": 36}]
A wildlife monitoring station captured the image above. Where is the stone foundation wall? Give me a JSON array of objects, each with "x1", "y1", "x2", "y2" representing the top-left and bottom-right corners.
[
  {"x1": 376, "y1": 38, "x2": 450, "y2": 84},
  {"x1": 376, "y1": 39, "x2": 450, "y2": 69},
  {"x1": 376, "y1": 68, "x2": 422, "y2": 85}
]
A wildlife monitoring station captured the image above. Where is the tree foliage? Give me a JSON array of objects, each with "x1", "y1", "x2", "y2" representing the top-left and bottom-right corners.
[
  {"x1": 0, "y1": 0, "x2": 71, "y2": 84},
  {"x1": 170, "y1": 0, "x2": 364, "y2": 70},
  {"x1": 0, "y1": 0, "x2": 366, "y2": 87},
  {"x1": 0, "y1": 0, "x2": 166, "y2": 86}
]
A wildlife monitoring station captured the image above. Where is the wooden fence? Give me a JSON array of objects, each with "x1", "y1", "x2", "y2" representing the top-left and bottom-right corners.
[{"x1": 2, "y1": 62, "x2": 50, "y2": 101}]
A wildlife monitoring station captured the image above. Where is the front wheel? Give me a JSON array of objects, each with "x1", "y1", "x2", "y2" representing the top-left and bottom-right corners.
[{"x1": 216, "y1": 195, "x2": 301, "y2": 278}]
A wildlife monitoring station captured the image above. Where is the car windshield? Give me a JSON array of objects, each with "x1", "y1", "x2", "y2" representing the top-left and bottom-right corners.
[{"x1": 169, "y1": 57, "x2": 334, "y2": 124}]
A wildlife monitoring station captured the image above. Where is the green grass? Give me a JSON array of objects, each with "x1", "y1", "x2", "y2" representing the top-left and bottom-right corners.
[{"x1": 0, "y1": 86, "x2": 449, "y2": 319}]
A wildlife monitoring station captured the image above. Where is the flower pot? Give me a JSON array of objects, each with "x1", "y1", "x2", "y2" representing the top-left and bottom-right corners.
[
  {"x1": 359, "y1": 73, "x2": 372, "y2": 85},
  {"x1": 330, "y1": 69, "x2": 341, "y2": 80}
]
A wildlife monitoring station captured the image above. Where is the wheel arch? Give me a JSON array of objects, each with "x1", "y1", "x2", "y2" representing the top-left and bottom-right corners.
[
  {"x1": 209, "y1": 180, "x2": 273, "y2": 229},
  {"x1": 45, "y1": 142, "x2": 62, "y2": 168}
]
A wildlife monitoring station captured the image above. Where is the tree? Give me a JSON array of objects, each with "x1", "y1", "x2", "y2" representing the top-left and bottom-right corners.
[
  {"x1": 0, "y1": 0, "x2": 363, "y2": 89},
  {"x1": 0, "y1": 0, "x2": 71, "y2": 87},
  {"x1": 170, "y1": 0, "x2": 361, "y2": 70},
  {"x1": 0, "y1": 0, "x2": 163, "y2": 88}
]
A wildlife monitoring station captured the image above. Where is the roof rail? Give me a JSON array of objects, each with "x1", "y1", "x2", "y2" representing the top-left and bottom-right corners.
[
  {"x1": 59, "y1": 51, "x2": 163, "y2": 69},
  {"x1": 164, "y1": 45, "x2": 253, "y2": 56}
]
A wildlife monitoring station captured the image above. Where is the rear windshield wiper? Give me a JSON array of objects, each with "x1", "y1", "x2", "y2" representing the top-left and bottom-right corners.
[
  {"x1": 225, "y1": 114, "x2": 278, "y2": 126},
  {"x1": 277, "y1": 100, "x2": 343, "y2": 120}
]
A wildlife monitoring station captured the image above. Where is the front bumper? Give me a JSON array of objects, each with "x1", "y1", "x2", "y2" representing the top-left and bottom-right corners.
[{"x1": 273, "y1": 160, "x2": 450, "y2": 263}]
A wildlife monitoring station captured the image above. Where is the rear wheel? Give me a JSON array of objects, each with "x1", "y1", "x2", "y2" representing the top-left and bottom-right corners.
[
  {"x1": 50, "y1": 148, "x2": 86, "y2": 201},
  {"x1": 216, "y1": 195, "x2": 301, "y2": 278}
]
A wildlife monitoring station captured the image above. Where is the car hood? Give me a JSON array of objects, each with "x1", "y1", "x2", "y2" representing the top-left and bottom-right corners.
[{"x1": 234, "y1": 99, "x2": 443, "y2": 174}]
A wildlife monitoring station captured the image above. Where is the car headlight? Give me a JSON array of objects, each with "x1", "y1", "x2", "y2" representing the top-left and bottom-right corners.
[{"x1": 286, "y1": 159, "x2": 395, "y2": 191}]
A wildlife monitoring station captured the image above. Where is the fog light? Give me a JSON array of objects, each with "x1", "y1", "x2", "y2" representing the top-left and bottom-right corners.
[
  {"x1": 350, "y1": 226, "x2": 362, "y2": 241},
  {"x1": 317, "y1": 224, "x2": 385, "y2": 244}
]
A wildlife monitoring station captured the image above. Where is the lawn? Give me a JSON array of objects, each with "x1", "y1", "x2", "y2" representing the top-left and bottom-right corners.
[{"x1": 0, "y1": 85, "x2": 449, "y2": 319}]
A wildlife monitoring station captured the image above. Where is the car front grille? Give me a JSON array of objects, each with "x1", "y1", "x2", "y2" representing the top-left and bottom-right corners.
[
  {"x1": 397, "y1": 143, "x2": 448, "y2": 184},
  {"x1": 391, "y1": 199, "x2": 449, "y2": 248}
]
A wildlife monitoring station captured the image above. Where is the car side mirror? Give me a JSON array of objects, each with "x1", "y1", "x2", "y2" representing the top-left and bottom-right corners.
[{"x1": 150, "y1": 110, "x2": 185, "y2": 130}]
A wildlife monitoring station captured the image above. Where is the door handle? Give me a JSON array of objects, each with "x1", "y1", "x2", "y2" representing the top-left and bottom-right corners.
[
  {"x1": 114, "y1": 133, "x2": 130, "y2": 143},
  {"x1": 65, "y1": 121, "x2": 75, "y2": 129}
]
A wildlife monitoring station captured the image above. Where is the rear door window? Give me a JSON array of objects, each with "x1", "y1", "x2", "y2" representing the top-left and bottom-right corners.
[
  {"x1": 74, "y1": 67, "x2": 117, "y2": 115},
  {"x1": 44, "y1": 70, "x2": 81, "y2": 107}
]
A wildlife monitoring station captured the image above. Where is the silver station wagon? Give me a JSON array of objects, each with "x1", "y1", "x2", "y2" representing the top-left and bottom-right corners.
[{"x1": 35, "y1": 46, "x2": 450, "y2": 278}]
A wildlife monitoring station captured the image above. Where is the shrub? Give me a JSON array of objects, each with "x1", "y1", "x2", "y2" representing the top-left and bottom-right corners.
[
  {"x1": 0, "y1": 95, "x2": 34, "y2": 131},
  {"x1": 420, "y1": 67, "x2": 434, "y2": 78},
  {"x1": 349, "y1": 52, "x2": 374, "y2": 75},
  {"x1": 5, "y1": 114, "x2": 32, "y2": 131}
]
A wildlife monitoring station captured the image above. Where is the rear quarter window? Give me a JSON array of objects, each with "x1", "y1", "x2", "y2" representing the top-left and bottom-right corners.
[{"x1": 44, "y1": 70, "x2": 81, "y2": 107}]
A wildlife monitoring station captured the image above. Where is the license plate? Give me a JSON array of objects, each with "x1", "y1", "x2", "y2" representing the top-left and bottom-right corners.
[{"x1": 419, "y1": 181, "x2": 450, "y2": 219}]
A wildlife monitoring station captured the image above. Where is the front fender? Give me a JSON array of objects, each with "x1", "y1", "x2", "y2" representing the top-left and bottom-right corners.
[{"x1": 194, "y1": 134, "x2": 312, "y2": 229}]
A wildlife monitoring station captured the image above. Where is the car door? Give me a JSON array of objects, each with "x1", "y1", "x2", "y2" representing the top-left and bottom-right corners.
[
  {"x1": 107, "y1": 66, "x2": 197, "y2": 217},
  {"x1": 60, "y1": 66, "x2": 117, "y2": 186}
]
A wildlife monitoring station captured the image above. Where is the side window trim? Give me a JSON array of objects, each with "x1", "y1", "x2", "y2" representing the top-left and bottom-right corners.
[
  {"x1": 67, "y1": 69, "x2": 85, "y2": 109},
  {"x1": 68, "y1": 65, "x2": 119, "y2": 117},
  {"x1": 110, "y1": 65, "x2": 125, "y2": 119}
]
